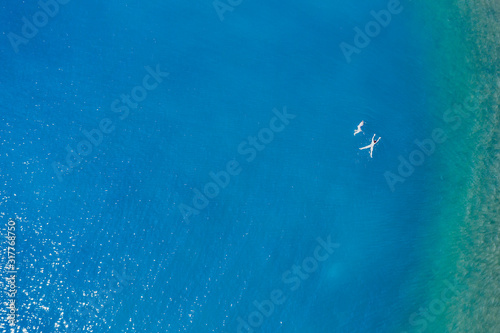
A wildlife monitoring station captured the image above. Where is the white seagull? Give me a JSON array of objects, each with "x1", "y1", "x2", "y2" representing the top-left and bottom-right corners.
[
  {"x1": 359, "y1": 134, "x2": 381, "y2": 158},
  {"x1": 354, "y1": 121, "x2": 364, "y2": 136}
]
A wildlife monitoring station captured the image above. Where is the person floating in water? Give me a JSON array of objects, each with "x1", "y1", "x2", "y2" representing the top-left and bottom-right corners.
[
  {"x1": 354, "y1": 121, "x2": 364, "y2": 136},
  {"x1": 359, "y1": 134, "x2": 381, "y2": 158}
]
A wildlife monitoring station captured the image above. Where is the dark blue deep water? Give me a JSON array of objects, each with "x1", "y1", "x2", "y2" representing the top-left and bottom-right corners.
[{"x1": 0, "y1": 0, "x2": 438, "y2": 332}]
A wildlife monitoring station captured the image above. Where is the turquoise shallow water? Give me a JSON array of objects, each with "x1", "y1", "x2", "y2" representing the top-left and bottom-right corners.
[{"x1": 1, "y1": 0, "x2": 497, "y2": 332}]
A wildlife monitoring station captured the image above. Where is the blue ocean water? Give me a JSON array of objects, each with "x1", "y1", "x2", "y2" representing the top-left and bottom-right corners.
[{"x1": 0, "y1": 0, "x2": 438, "y2": 332}]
